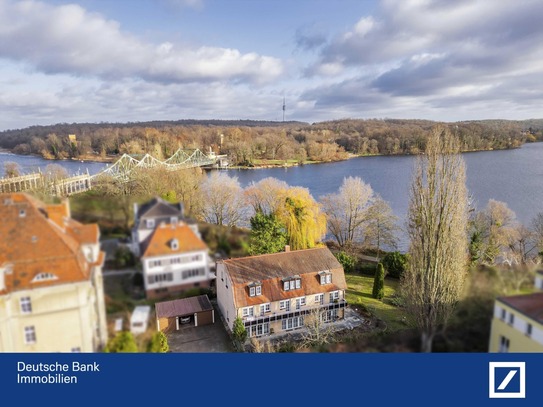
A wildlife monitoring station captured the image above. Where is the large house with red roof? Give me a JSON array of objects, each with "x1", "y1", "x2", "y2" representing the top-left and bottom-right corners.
[
  {"x1": 216, "y1": 246, "x2": 347, "y2": 338},
  {"x1": 0, "y1": 193, "x2": 107, "y2": 352}
]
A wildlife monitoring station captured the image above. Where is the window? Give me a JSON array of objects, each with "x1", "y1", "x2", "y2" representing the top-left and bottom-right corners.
[
  {"x1": 20, "y1": 297, "x2": 32, "y2": 314},
  {"x1": 314, "y1": 294, "x2": 324, "y2": 305},
  {"x1": 145, "y1": 219, "x2": 155, "y2": 228},
  {"x1": 283, "y1": 277, "x2": 301, "y2": 291},
  {"x1": 295, "y1": 297, "x2": 306, "y2": 310},
  {"x1": 32, "y1": 272, "x2": 59, "y2": 283},
  {"x1": 500, "y1": 308, "x2": 506, "y2": 320},
  {"x1": 71, "y1": 347, "x2": 81, "y2": 353},
  {"x1": 322, "y1": 309, "x2": 339, "y2": 322},
  {"x1": 242, "y1": 307, "x2": 254, "y2": 318},
  {"x1": 499, "y1": 336, "x2": 510, "y2": 353},
  {"x1": 329, "y1": 291, "x2": 340, "y2": 302},
  {"x1": 279, "y1": 300, "x2": 290, "y2": 311},
  {"x1": 24, "y1": 326, "x2": 36, "y2": 344},
  {"x1": 248, "y1": 323, "x2": 270, "y2": 338},
  {"x1": 319, "y1": 271, "x2": 332, "y2": 285},
  {"x1": 170, "y1": 239, "x2": 179, "y2": 250},
  {"x1": 149, "y1": 260, "x2": 162, "y2": 268},
  {"x1": 19, "y1": 209, "x2": 26, "y2": 218},
  {"x1": 170, "y1": 216, "x2": 178, "y2": 224},
  {"x1": 248, "y1": 284, "x2": 262, "y2": 297},
  {"x1": 259, "y1": 303, "x2": 271, "y2": 316},
  {"x1": 526, "y1": 323, "x2": 533, "y2": 337},
  {"x1": 282, "y1": 316, "x2": 304, "y2": 331},
  {"x1": 182, "y1": 268, "x2": 205, "y2": 279},
  {"x1": 147, "y1": 273, "x2": 173, "y2": 285},
  {"x1": 508, "y1": 313, "x2": 515, "y2": 325}
]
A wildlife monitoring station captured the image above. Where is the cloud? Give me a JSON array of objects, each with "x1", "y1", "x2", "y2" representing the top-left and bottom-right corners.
[
  {"x1": 294, "y1": 26, "x2": 327, "y2": 52},
  {"x1": 297, "y1": 0, "x2": 543, "y2": 120},
  {"x1": 0, "y1": 0, "x2": 283, "y2": 84}
]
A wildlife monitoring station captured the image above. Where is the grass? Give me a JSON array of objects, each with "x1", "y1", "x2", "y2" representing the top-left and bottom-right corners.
[{"x1": 345, "y1": 272, "x2": 410, "y2": 332}]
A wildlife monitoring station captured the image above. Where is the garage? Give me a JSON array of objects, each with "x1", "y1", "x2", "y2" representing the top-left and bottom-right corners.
[{"x1": 155, "y1": 295, "x2": 215, "y2": 333}]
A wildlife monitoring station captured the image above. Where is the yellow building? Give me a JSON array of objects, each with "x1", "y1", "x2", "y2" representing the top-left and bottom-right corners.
[
  {"x1": 488, "y1": 292, "x2": 543, "y2": 353},
  {"x1": 0, "y1": 193, "x2": 107, "y2": 352}
]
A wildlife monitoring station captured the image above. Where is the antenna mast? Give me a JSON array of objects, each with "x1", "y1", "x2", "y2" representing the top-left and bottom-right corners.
[{"x1": 282, "y1": 97, "x2": 286, "y2": 122}]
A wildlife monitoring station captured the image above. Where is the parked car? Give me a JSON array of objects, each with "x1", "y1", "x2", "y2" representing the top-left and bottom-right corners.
[{"x1": 180, "y1": 316, "x2": 191, "y2": 324}]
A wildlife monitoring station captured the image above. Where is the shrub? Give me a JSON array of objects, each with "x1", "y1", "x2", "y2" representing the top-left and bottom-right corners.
[
  {"x1": 232, "y1": 317, "x2": 247, "y2": 344},
  {"x1": 382, "y1": 251, "x2": 408, "y2": 279},
  {"x1": 147, "y1": 331, "x2": 169, "y2": 353},
  {"x1": 334, "y1": 251, "x2": 357, "y2": 273}
]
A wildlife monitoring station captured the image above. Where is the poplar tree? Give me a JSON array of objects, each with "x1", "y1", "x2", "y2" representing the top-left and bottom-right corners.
[{"x1": 401, "y1": 126, "x2": 469, "y2": 353}]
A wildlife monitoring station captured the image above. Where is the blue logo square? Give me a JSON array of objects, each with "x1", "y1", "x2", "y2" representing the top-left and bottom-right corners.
[{"x1": 493, "y1": 367, "x2": 521, "y2": 393}]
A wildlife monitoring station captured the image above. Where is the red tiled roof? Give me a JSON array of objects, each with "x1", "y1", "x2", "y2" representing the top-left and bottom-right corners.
[
  {"x1": 221, "y1": 247, "x2": 346, "y2": 308},
  {"x1": 498, "y1": 292, "x2": 543, "y2": 324},
  {"x1": 0, "y1": 193, "x2": 102, "y2": 294},
  {"x1": 142, "y1": 223, "x2": 208, "y2": 258}
]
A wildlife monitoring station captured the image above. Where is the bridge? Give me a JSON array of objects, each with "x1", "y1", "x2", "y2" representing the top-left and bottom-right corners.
[{"x1": 0, "y1": 148, "x2": 227, "y2": 196}]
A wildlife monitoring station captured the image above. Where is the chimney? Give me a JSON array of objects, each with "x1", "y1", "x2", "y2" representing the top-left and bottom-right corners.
[{"x1": 285, "y1": 245, "x2": 290, "y2": 253}]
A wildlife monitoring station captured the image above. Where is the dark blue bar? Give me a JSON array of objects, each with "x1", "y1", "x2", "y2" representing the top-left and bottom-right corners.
[{"x1": 1, "y1": 353, "x2": 541, "y2": 406}]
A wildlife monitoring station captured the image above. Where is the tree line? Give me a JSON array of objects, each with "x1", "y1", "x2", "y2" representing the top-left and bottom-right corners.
[{"x1": 1, "y1": 118, "x2": 540, "y2": 166}]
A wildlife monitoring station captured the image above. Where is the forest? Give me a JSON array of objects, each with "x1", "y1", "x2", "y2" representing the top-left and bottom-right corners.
[{"x1": 0, "y1": 118, "x2": 541, "y2": 166}]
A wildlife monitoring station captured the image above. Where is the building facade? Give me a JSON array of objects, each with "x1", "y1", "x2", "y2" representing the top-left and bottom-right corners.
[
  {"x1": 488, "y1": 292, "x2": 543, "y2": 352},
  {"x1": 216, "y1": 247, "x2": 347, "y2": 338},
  {"x1": 141, "y1": 222, "x2": 213, "y2": 299},
  {"x1": 0, "y1": 193, "x2": 107, "y2": 352}
]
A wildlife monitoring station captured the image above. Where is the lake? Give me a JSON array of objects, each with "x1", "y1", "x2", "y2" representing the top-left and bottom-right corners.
[{"x1": 2, "y1": 143, "x2": 542, "y2": 249}]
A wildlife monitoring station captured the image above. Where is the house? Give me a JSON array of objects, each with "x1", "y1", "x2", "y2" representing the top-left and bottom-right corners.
[
  {"x1": 488, "y1": 272, "x2": 543, "y2": 353},
  {"x1": 216, "y1": 246, "x2": 347, "y2": 338},
  {"x1": 488, "y1": 292, "x2": 543, "y2": 352},
  {"x1": 131, "y1": 197, "x2": 200, "y2": 256},
  {"x1": 0, "y1": 193, "x2": 108, "y2": 352},
  {"x1": 141, "y1": 222, "x2": 213, "y2": 299}
]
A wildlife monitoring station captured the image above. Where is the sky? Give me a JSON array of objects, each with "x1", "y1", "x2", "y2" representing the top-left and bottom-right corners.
[{"x1": 1, "y1": 0, "x2": 543, "y2": 131}]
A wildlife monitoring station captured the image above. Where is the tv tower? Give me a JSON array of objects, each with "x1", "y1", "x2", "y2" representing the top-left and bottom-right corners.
[{"x1": 282, "y1": 97, "x2": 286, "y2": 122}]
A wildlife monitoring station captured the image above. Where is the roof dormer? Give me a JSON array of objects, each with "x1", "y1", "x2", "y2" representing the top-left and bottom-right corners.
[
  {"x1": 318, "y1": 270, "x2": 332, "y2": 285},
  {"x1": 248, "y1": 281, "x2": 262, "y2": 297},
  {"x1": 170, "y1": 238, "x2": 179, "y2": 251},
  {"x1": 282, "y1": 275, "x2": 301, "y2": 291}
]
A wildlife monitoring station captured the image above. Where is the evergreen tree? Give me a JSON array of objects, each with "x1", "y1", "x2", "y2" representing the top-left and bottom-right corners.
[
  {"x1": 248, "y1": 212, "x2": 288, "y2": 255},
  {"x1": 372, "y1": 263, "x2": 385, "y2": 300}
]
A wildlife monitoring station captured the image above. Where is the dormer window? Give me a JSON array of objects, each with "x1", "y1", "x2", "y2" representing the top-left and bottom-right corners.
[
  {"x1": 145, "y1": 219, "x2": 155, "y2": 228},
  {"x1": 19, "y1": 209, "x2": 26, "y2": 218},
  {"x1": 32, "y1": 272, "x2": 58, "y2": 283},
  {"x1": 170, "y1": 216, "x2": 178, "y2": 225},
  {"x1": 170, "y1": 238, "x2": 179, "y2": 251},
  {"x1": 318, "y1": 271, "x2": 332, "y2": 285},
  {"x1": 248, "y1": 282, "x2": 262, "y2": 297},
  {"x1": 283, "y1": 276, "x2": 301, "y2": 291}
]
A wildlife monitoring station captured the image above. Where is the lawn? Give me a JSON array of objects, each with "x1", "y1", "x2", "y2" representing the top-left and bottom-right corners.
[{"x1": 345, "y1": 272, "x2": 411, "y2": 332}]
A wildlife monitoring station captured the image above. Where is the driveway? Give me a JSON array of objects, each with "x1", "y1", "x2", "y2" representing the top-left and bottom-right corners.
[{"x1": 166, "y1": 319, "x2": 235, "y2": 353}]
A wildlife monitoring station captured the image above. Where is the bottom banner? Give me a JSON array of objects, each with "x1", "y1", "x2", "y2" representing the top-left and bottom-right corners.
[{"x1": 0, "y1": 352, "x2": 540, "y2": 406}]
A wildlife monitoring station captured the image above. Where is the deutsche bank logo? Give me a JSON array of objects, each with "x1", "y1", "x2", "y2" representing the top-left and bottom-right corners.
[{"x1": 489, "y1": 362, "x2": 526, "y2": 399}]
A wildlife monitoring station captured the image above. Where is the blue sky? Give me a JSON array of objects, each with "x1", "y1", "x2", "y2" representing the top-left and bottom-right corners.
[{"x1": 1, "y1": 0, "x2": 543, "y2": 130}]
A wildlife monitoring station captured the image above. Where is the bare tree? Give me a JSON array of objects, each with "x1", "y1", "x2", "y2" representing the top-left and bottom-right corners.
[
  {"x1": 244, "y1": 177, "x2": 289, "y2": 215},
  {"x1": 200, "y1": 171, "x2": 245, "y2": 227},
  {"x1": 320, "y1": 176, "x2": 374, "y2": 248},
  {"x1": 299, "y1": 308, "x2": 336, "y2": 349},
  {"x1": 364, "y1": 194, "x2": 400, "y2": 259},
  {"x1": 3, "y1": 161, "x2": 21, "y2": 178},
  {"x1": 530, "y1": 212, "x2": 543, "y2": 259},
  {"x1": 401, "y1": 126, "x2": 469, "y2": 353}
]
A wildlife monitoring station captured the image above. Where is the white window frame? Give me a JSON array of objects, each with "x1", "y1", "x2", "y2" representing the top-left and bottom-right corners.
[
  {"x1": 259, "y1": 303, "x2": 270, "y2": 316},
  {"x1": 249, "y1": 286, "x2": 256, "y2": 297},
  {"x1": 329, "y1": 291, "x2": 340, "y2": 302},
  {"x1": 499, "y1": 335, "x2": 510, "y2": 353},
  {"x1": 283, "y1": 281, "x2": 289, "y2": 291},
  {"x1": 24, "y1": 326, "x2": 36, "y2": 344},
  {"x1": 315, "y1": 294, "x2": 324, "y2": 305},
  {"x1": 20, "y1": 296, "x2": 32, "y2": 314},
  {"x1": 145, "y1": 219, "x2": 155, "y2": 228},
  {"x1": 279, "y1": 300, "x2": 290, "y2": 311},
  {"x1": 242, "y1": 307, "x2": 254, "y2": 317},
  {"x1": 256, "y1": 285, "x2": 262, "y2": 296}
]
